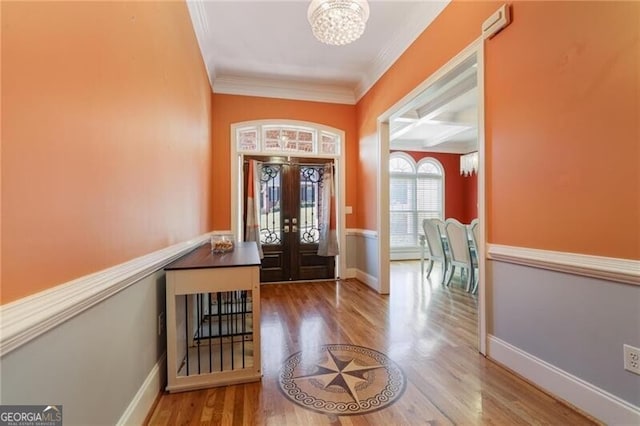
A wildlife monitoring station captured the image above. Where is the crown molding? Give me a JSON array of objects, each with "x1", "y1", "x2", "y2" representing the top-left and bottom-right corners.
[
  {"x1": 355, "y1": 1, "x2": 450, "y2": 101},
  {"x1": 213, "y1": 75, "x2": 356, "y2": 105},
  {"x1": 188, "y1": 1, "x2": 449, "y2": 104},
  {"x1": 186, "y1": 0, "x2": 216, "y2": 90}
]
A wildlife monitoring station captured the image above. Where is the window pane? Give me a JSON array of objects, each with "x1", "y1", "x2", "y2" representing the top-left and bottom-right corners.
[
  {"x1": 390, "y1": 211, "x2": 418, "y2": 246},
  {"x1": 390, "y1": 177, "x2": 415, "y2": 210},
  {"x1": 299, "y1": 166, "x2": 323, "y2": 244},
  {"x1": 238, "y1": 128, "x2": 258, "y2": 151},
  {"x1": 389, "y1": 157, "x2": 414, "y2": 173},
  {"x1": 320, "y1": 132, "x2": 339, "y2": 155},
  {"x1": 417, "y1": 161, "x2": 441, "y2": 175}
]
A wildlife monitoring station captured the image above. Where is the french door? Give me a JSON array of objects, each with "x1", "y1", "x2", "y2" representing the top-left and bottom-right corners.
[{"x1": 244, "y1": 157, "x2": 335, "y2": 283}]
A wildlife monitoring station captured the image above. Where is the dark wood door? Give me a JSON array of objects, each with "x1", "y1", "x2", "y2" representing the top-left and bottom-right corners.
[{"x1": 245, "y1": 158, "x2": 335, "y2": 282}]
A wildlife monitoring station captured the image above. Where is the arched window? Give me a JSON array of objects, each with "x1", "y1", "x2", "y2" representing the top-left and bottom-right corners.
[
  {"x1": 416, "y1": 158, "x2": 444, "y2": 225},
  {"x1": 390, "y1": 153, "x2": 444, "y2": 252}
]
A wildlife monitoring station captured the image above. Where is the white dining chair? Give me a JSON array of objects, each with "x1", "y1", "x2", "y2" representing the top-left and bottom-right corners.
[
  {"x1": 469, "y1": 218, "x2": 479, "y2": 294},
  {"x1": 443, "y1": 218, "x2": 473, "y2": 292},
  {"x1": 422, "y1": 218, "x2": 448, "y2": 284}
]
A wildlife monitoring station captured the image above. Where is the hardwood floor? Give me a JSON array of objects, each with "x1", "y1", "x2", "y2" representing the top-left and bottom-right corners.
[{"x1": 147, "y1": 261, "x2": 597, "y2": 425}]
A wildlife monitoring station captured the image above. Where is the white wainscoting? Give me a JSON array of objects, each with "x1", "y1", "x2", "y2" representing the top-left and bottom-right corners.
[
  {"x1": 488, "y1": 335, "x2": 640, "y2": 425},
  {"x1": 488, "y1": 244, "x2": 640, "y2": 286},
  {"x1": 345, "y1": 229, "x2": 379, "y2": 290}
]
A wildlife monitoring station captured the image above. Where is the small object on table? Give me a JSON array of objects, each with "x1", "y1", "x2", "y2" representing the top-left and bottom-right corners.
[{"x1": 211, "y1": 235, "x2": 234, "y2": 253}]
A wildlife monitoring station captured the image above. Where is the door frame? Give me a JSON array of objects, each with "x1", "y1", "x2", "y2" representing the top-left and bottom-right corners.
[
  {"x1": 376, "y1": 38, "x2": 487, "y2": 355},
  {"x1": 230, "y1": 120, "x2": 347, "y2": 281}
]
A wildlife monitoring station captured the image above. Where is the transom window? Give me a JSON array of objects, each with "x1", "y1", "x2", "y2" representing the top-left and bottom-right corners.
[
  {"x1": 390, "y1": 153, "x2": 444, "y2": 248},
  {"x1": 237, "y1": 124, "x2": 340, "y2": 156}
]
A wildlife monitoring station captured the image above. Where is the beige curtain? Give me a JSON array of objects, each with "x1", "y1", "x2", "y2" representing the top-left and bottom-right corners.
[
  {"x1": 318, "y1": 163, "x2": 339, "y2": 256},
  {"x1": 244, "y1": 160, "x2": 263, "y2": 259}
]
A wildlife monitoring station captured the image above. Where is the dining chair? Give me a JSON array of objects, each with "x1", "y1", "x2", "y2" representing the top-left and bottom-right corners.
[
  {"x1": 443, "y1": 218, "x2": 473, "y2": 292},
  {"x1": 422, "y1": 218, "x2": 448, "y2": 284},
  {"x1": 469, "y1": 218, "x2": 479, "y2": 294}
]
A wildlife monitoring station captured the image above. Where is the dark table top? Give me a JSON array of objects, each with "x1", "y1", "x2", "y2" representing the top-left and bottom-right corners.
[{"x1": 165, "y1": 241, "x2": 261, "y2": 271}]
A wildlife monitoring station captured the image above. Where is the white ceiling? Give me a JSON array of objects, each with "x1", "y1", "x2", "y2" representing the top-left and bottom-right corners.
[
  {"x1": 186, "y1": 0, "x2": 477, "y2": 153},
  {"x1": 390, "y1": 55, "x2": 478, "y2": 153}
]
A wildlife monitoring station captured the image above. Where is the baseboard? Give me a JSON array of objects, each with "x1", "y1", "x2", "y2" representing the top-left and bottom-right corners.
[
  {"x1": 117, "y1": 353, "x2": 167, "y2": 426},
  {"x1": 345, "y1": 268, "x2": 357, "y2": 279},
  {"x1": 355, "y1": 269, "x2": 379, "y2": 292},
  {"x1": 488, "y1": 335, "x2": 640, "y2": 425}
]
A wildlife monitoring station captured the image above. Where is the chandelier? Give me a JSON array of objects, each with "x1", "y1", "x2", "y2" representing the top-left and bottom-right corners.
[
  {"x1": 460, "y1": 151, "x2": 479, "y2": 176},
  {"x1": 307, "y1": 0, "x2": 370, "y2": 46}
]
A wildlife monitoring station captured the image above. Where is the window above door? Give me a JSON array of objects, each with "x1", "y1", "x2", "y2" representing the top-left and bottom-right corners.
[{"x1": 237, "y1": 123, "x2": 340, "y2": 156}]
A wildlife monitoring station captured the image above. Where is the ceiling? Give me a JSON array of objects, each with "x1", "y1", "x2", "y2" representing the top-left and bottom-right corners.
[
  {"x1": 389, "y1": 54, "x2": 478, "y2": 154},
  {"x1": 186, "y1": 0, "x2": 477, "y2": 153}
]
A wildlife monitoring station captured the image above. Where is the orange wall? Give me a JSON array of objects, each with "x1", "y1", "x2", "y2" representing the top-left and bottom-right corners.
[
  {"x1": 1, "y1": 2, "x2": 212, "y2": 303},
  {"x1": 211, "y1": 94, "x2": 358, "y2": 230},
  {"x1": 395, "y1": 151, "x2": 476, "y2": 223},
  {"x1": 487, "y1": 1, "x2": 639, "y2": 259},
  {"x1": 357, "y1": 1, "x2": 639, "y2": 259},
  {"x1": 355, "y1": 1, "x2": 500, "y2": 231}
]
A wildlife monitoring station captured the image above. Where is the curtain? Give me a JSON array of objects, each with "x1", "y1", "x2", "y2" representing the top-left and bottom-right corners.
[
  {"x1": 244, "y1": 160, "x2": 264, "y2": 259},
  {"x1": 318, "y1": 163, "x2": 339, "y2": 256}
]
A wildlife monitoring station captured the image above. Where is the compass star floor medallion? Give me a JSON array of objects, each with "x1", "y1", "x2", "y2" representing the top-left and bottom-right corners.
[{"x1": 279, "y1": 344, "x2": 406, "y2": 416}]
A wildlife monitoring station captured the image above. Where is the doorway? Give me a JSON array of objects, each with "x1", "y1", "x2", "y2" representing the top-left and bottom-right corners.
[
  {"x1": 377, "y1": 39, "x2": 487, "y2": 354},
  {"x1": 230, "y1": 120, "x2": 347, "y2": 283},
  {"x1": 244, "y1": 157, "x2": 335, "y2": 283}
]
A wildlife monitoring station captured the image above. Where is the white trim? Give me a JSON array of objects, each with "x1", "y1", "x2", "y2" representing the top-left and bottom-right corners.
[
  {"x1": 214, "y1": 75, "x2": 356, "y2": 105},
  {"x1": 355, "y1": 269, "x2": 379, "y2": 292},
  {"x1": 117, "y1": 353, "x2": 166, "y2": 426},
  {"x1": 345, "y1": 268, "x2": 357, "y2": 279},
  {"x1": 376, "y1": 38, "x2": 486, "y2": 352},
  {"x1": 185, "y1": 0, "x2": 215, "y2": 91},
  {"x1": 488, "y1": 244, "x2": 640, "y2": 286},
  {"x1": 345, "y1": 228, "x2": 378, "y2": 239},
  {"x1": 488, "y1": 335, "x2": 640, "y2": 425},
  {"x1": 0, "y1": 234, "x2": 211, "y2": 357},
  {"x1": 378, "y1": 122, "x2": 390, "y2": 295},
  {"x1": 476, "y1": 40, "x2": 487, "y2": 356}
]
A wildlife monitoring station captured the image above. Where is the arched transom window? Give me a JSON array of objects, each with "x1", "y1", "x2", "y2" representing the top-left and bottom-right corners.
[{"x1": 237, "y1": 124, "x2": 340, "y2": 156}]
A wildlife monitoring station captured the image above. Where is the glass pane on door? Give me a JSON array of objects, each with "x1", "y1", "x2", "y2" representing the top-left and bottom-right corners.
[
  {"x1": 258, "y1": 164, "x2": 282, "y2": 245},
  {"x1": 299, "y1": 166, "x2": 324, "y2": 244}
]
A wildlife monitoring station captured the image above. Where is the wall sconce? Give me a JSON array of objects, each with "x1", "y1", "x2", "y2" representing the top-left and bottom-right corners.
[{"x1": 460, "y1": 151, "x2": 478, "y2": 176}]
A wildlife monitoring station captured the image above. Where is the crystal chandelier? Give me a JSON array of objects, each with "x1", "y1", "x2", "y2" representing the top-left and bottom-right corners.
[
  {"x1": 460, "y1": 151, "x2": 479, "y2": 176},
  {"x1": 307, "y1": 0, "x2": 370, "y2": 46}
]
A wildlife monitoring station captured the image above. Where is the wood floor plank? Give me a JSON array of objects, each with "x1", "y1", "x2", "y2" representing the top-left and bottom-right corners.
[{"x1": 147, "y1": 261, "x2": 598, "y2": 425}]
